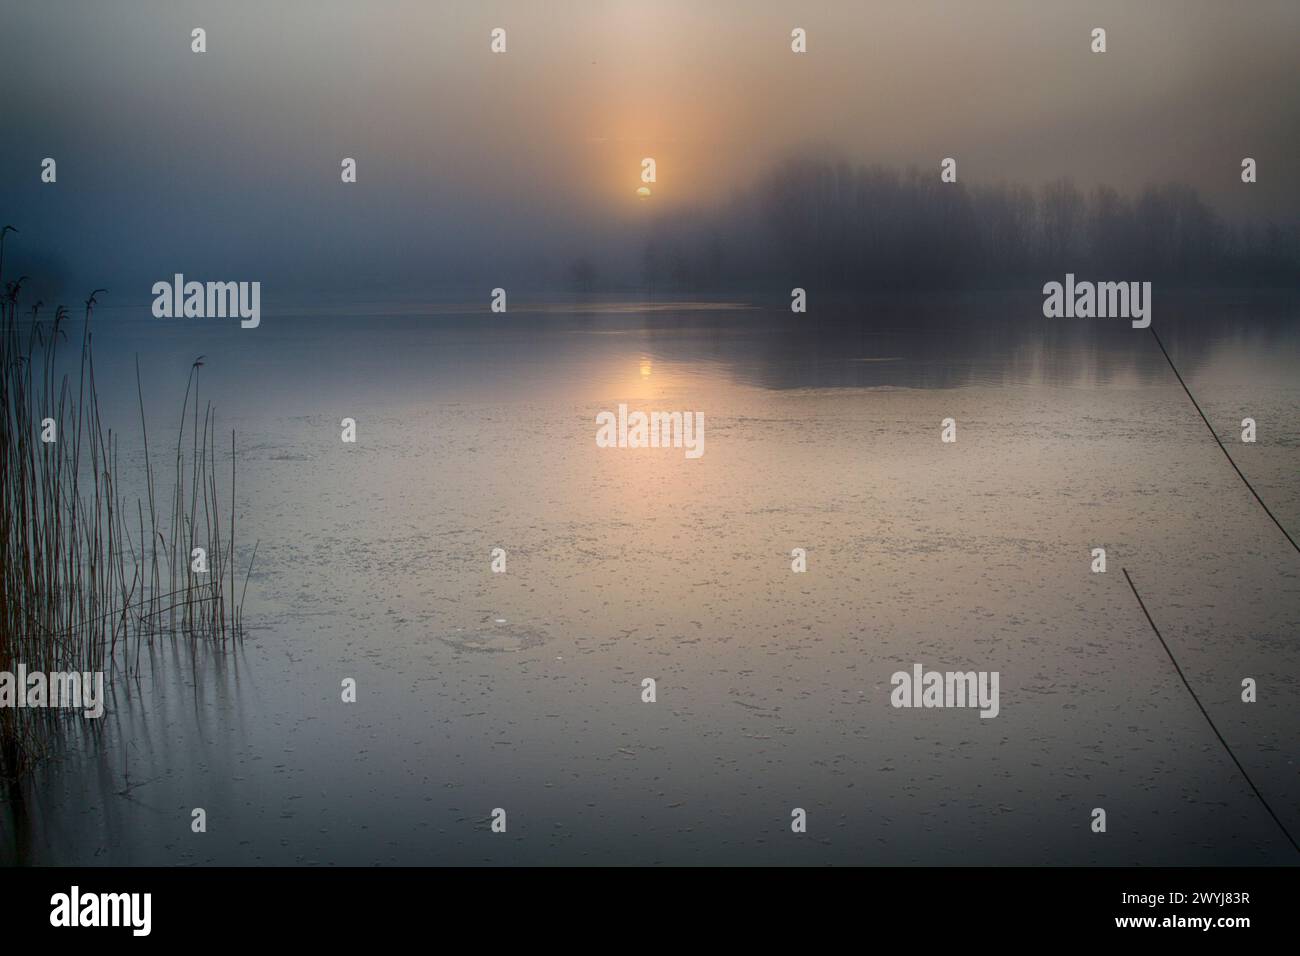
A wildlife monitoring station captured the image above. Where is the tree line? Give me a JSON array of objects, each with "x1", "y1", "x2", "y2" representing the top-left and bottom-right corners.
[{"x1": 603, "y1": 158, "x2": 1299, "y2": 293}]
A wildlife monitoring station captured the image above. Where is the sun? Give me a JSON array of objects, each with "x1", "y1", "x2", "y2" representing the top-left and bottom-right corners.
[{"x1": 636, "y1": 185, "x2": 651, "y2": 200}]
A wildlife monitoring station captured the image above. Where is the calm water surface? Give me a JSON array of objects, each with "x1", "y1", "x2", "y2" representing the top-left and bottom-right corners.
[{"x1": 3, "y1": 293, "x2": 1298, "y2": 865}]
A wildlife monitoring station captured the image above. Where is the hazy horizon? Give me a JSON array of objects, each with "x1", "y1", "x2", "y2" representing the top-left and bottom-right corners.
[{"x1": 3, "y1": 0, "x2": 1299, "y2": 300}]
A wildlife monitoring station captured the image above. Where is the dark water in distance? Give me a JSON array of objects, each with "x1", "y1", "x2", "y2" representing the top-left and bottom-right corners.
[{"x1": 3, "y1": 292, "x2": 1298, "y2": 865}]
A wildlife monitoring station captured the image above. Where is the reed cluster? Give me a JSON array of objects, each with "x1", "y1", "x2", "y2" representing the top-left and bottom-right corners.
[{"x1": 0, "y1": 227, "x2": 251, "y2": 778}]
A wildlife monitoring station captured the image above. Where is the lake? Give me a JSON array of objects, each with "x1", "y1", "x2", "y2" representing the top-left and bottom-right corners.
[{"x1": 3, "y1": 291, "x2": 1297, "y2": 865}]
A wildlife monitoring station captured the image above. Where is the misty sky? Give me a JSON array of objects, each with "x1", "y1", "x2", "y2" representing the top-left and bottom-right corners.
[{"x1": 2, "y1": 0, "x2": 1298, "y2": 299}]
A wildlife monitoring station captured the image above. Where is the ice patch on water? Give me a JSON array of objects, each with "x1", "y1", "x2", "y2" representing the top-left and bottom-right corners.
[{"x1": 439, "y1": 621, "x2": 546, "y2": 653}]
